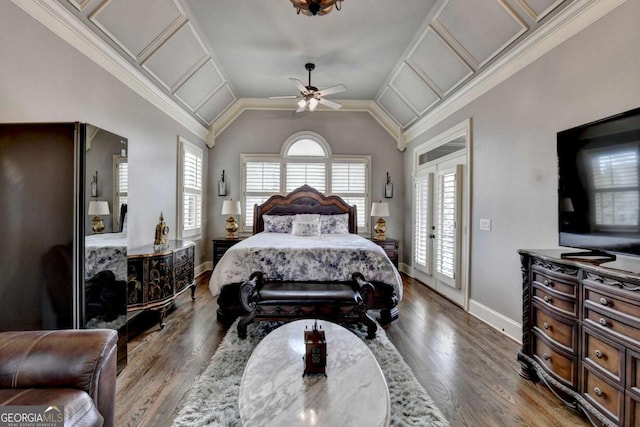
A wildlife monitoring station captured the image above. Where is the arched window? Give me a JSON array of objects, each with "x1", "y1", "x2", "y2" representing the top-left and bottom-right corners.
[{"x1": 242, "y1": 132, "x2": 370, "y2": 232}]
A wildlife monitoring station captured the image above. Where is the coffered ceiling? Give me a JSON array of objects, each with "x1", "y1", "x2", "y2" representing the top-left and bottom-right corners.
[{"x1": 16, "y1": 0, "x2": 625, "y2": 147}]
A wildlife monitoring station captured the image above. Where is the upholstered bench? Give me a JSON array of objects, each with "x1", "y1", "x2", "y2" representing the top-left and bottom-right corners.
[{"x1": 238, "y1": 271, "x2": 377, "y2": 339}]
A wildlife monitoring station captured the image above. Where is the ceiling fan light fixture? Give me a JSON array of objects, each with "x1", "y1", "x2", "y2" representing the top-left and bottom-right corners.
[
  {"x1": 290, "y1": 0, "x2": 342, "y2": 16},
  {"x1": 297, "y1": 99, "x2": 307, "y2": 109},
  {"x1": 308, "y1": 97, "x2": 319, "y2": 111}
]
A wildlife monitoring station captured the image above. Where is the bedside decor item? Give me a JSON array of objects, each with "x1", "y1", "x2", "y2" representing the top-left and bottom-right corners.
[
  {"x1": 90, "y1": 171, "x2": 98, "y2": 197},
  {"x1": 303, "y1": 320, "x2": 327, "y2": 376},
  {"x1": 385, "y1": 172, "x2": 393, "y2": 198},
  {"x1": 221, "y1": 199, "x2": 241, "y2": 239},
  {"x1": 290, "y1": 0, "x2": 342, "y2": 16},
  {"x1": 88, "y1": 201, "x2": 109, "y2": 234},
  {"x1": 371, "y1": 201, "x2": 390, "y2": 241},
  {"x1": 153, "y1": 212, "x2": 169, "y2": 251},
  {"x1": 218, "y1": 170, "x2": 227, "y2": 196}
]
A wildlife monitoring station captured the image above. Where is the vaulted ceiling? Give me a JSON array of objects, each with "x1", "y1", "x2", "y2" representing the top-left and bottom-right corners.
[{"x1": 19, "y1": 0, "x2": 608, "y2": 147}]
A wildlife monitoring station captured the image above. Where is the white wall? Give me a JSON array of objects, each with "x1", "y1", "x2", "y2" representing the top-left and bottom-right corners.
[
  {"x1": 403, "y1": 0, "x2": 640, "y2": 327},
  {"x1": 0, "y1": 2, "x2": 209, "y2": 267},
  {"x1": 207, "y1": 109, "x2": 404, "y2": 260}
]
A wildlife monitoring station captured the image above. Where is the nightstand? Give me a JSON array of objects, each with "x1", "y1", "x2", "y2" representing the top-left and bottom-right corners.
[
  {"x1": 369, "y1": 238, "x2": 399, "y2": 268},
  {"x1": 212, "y1": 236, "x2": 246, "y2": 268}
]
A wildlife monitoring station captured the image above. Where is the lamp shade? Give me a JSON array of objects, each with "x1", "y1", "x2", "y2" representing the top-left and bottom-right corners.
[
  {"x1": 371, "y1": 202, "x2": 390, "y2": 217},
  {"x1": 88, "y1": 201, "x2": 110, "y2": 215},
  {"x1": 221, "y1": 200, "x2": 242, "y2": 216}
]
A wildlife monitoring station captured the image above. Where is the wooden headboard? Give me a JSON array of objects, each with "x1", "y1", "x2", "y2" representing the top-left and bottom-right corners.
[{"x1": 253, "y1": 185, "x2": 358, "y2": 234}]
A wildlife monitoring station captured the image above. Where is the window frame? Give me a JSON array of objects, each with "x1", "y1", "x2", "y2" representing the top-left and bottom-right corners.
[
  {"x1": 241, "y1": 133, "x2": 371, "y2": 233},
  {"x1": 177, "y1": 136, "x2": 204, "y2": 240}
]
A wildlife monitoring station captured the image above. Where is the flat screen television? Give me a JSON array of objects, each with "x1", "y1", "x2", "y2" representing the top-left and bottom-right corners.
[{"x1": 557, "y1": 106, "x2": 640, "y2": 259}]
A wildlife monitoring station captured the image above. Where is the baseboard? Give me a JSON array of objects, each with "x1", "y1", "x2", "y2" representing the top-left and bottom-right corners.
[
  {"x1": 468, "y1": 299, "x2": 522, "y2": 344},
  {"x1": 196, "y1": 261, "x2": 212, "y2": 278}
]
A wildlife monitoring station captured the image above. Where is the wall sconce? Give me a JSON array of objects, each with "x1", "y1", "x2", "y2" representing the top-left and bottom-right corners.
[
  {"x1": 385, "y1": 172, "x2": 393, "y2": 198},
  {"x1": 218, "y1": 170, "x2": 227, "y2": 196},
  {"x1": 91, "y1": 171, "x2": 98, "y2": 197},
  {"x1": 221, "y1": 199, "x2": 241, "y2": 239},
  {"x1": 371, "y1": 201, "x2": 390, "y2": 241},
  {"x1": 88, "y1": 200, "x2": 110, "y2": 234}
]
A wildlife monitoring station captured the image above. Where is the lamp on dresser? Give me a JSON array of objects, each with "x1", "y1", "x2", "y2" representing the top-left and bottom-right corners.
[
  {"x1": 371, "y1": 201, "x2": 390, "y2": 241},
  {"x1": 88, "y1": 200, "x2": 110, "y2": 234},
  {"x1": 221, "y1": 199, "x2": 242, "y2": 239}
]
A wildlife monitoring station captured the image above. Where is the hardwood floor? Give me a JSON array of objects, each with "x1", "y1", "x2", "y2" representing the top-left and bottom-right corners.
[{"x1": 115, "y1": 272, "x2": 589, "y2": 427}]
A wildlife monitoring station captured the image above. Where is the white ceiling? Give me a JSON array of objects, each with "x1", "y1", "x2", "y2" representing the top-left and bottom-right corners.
[{"x1": 55, "y1": 0, "x2": 571, "y2": 132}]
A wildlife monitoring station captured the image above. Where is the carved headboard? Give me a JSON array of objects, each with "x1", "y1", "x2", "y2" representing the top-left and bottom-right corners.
[{"x1": 253, "y1": 185, "x2": 357, "y2": 234}]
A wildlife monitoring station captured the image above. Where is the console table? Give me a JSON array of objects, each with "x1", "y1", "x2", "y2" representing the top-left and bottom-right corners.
[
  {"x1": 127, "y1": 240, "x2": 196, "y2": 329},
  {"x1": 518, "y1": 249, "x2": 640, "y2": 427}
]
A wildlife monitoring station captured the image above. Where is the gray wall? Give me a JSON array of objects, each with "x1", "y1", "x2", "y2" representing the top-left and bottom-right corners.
[
  {"x1": 207, "y1": 109, "x2": 404, "y2": 260},
  {"x1": 403, "y1": 0, "x2": 640, "y2": 323},
  {"x1": 0, "y1": 2, "x2": 209, "y2": 267}
]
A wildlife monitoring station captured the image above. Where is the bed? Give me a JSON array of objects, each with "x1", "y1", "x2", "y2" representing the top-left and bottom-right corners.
[{"x1": 210, "y1": 185, "x2": 402, "y2": 325}]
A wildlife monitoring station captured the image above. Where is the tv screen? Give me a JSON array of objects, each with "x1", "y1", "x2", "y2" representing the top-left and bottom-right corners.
[{"x1": 558, "y1": 107, "x2": 640, "y2": 257}]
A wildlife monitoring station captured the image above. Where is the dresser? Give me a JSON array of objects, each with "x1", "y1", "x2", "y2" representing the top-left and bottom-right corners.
[
  {"x1": 212, "y1": 236, "x2": 246, "y2": 268},
  {"x1": 369, "y1": 238, "x2": 399, "y2": 268},
  {"x1": 518, "y1": 249, "x2": 640, "y2": 427},
  {"x1": 127, "y1": 240, "x2": 196, "y2": 329}
]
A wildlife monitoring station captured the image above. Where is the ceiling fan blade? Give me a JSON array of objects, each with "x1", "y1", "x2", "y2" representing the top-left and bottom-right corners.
[
  {"x1": 316, "y1": 84, "x2": 346, "y2": 97},
  {"x1": 318, "y1": 97, "x2": 342, "y2": 110},
  {"x1": 289, "y1": 78, "x2": 308, "y2": 94},
  {"x1": 268, "y1": 95, "x2": 299, "y2": 99}
]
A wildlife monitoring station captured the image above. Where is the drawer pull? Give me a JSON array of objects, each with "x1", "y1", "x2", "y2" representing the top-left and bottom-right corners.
[
  {"x1": 599, "y1": 318, "x2": 608, "y2": 327},
  {"x1": 599, "y1": 297, "x2": 609, "y2": 306},
  {"x1": 544, "y1": 279, "x2": 552, "y2": 287},
  {"x1": 593, "y1": 387, "x2": 603, "y2": 397},
  {"x1": 594, "y1": 349, "x2": 603, "y2": 359},
  {"x1": 543, "y1": 322, "x2": 550, "y2": 330},
  {"x1": 544, "y1": 296, "x2": 551, "y2": 304},
  {"x1": 543, "y1": 353, "x2": 551, "y2": 361}
]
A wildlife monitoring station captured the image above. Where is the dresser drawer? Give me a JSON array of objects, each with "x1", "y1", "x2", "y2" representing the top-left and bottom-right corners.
[
  {"x1": 627, "y1": 349, "x2": 640, "y2": 396},
  {"x1": 626, "y1": 391, "x2": 640, "y2": 427},
  {"x1": 585, "y1": 307, "x2": 640, "y2": 349},
  {"x1": 583, "y1": 327, "x2": 625, "y2": 384},
  {"x1": 532, "y1": 332, "x2": 577, "y2": 389},
  {"x1": 582, "y1": 364, "x2": 624, "y2": 425},
  {"x1": 532, "y1": 303, "x2": 577, "y2": 352},
  {"x1": 532, "y1": 269, "x2": 577, "y2": 299},
  {"x1": 533, "y1": 285, "x2": 577, "y2": 318}
]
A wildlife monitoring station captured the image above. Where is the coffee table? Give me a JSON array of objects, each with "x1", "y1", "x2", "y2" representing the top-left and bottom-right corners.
[{"x1": 238, "y1": 319, "x2": 390, "y2": 427}]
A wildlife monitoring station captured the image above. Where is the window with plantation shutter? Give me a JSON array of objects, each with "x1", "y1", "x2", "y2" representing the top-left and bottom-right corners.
[
  {"x1": 434, "y1": 165, "x2": 461, "y2": 286},
  {"x1": 114, "y1": 157, "x2": 128, "y2": 230},
  {"x1": 413, "y1": 172, "x2": 432, "y2": 274},
  {"x1": 241, "y1": 133, "x2": 370, "y2": 232},
  {"x1": 178, "y1": 137, "x2": 203, "y2": 238},
  {"x1": 589, "y1": 148, "x2": 639, "y2": 229}
]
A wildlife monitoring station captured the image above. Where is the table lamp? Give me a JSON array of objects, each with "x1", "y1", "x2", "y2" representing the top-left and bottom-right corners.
[
  {"x1": 371, "y1": 201, "x2": 390, "y2": 241},
  {"x1": 221, "y1": 199, "x2": 242, "y2": 239},
  {"x1": 88, "y1": 201, "x2": 110, "y2": 234}
]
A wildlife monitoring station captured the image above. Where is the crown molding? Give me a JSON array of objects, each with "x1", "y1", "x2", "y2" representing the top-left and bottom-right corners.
[
  {"x1": 402, "y1": 0, "x2": 627, "y2": 144},
  {"x1": 208, "y1": 98, "x2": 403, "y2": 150},
  {"x1": 11, "y1": 0, "x2": 209, "y2": 140}
]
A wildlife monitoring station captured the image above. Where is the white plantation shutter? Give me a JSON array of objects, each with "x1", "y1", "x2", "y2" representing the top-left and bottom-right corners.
[
  {"x1": 179, "y1": 138, "x2": 203, "y2": 237},
  {"x1": 434, "y1": 165, "x2": 462, "y2": 287},
  {"x1": 414, "y1": 172, "x2": 432, "y2": 274},
  {"x1": 244, "y1": 160, "x2": 281, "y2": 228},
  {"x1": 114, "y1": 158, "x2": 128, "y2": 228},
  {"x1": 331, "y1": 161, "x2": 368, "y2": 228},
  {"x1": 590, "y1": 149, "x2": 639, "y2": 227},
  {"x1": 286, "y1": 162, "x2": 326, "y2": 192}
]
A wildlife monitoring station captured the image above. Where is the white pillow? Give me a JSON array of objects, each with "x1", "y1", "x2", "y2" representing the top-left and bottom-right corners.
[
  {"x1": 291, "y1": 220, "x2": 321, "y2": 236},
  {"x1": 296, "y1": 213, "x2": 320, "y2": 223}
]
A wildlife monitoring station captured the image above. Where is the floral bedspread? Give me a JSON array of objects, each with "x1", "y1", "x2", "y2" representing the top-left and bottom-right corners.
[
  {"x1": 85, "y1": 232, "x2": 127, "y2": 281},
  {"x1": 208, "y1": 232, "x2": 403, "y2": 300}
]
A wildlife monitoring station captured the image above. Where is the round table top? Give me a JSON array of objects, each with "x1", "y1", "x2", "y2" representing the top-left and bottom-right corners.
[{"x1": 239, "y1": 320, "x2": 390, "y2": 427}]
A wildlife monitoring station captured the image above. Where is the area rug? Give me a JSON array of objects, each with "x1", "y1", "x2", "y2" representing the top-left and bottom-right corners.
[{"x1": 172, "y1": 321, "x2": 449, "y2": 426}]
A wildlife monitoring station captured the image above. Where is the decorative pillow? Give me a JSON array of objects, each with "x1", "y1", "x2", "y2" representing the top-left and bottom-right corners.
[
  {"x1": 263, "y1": 214, "x2": 294, "y2": 233},
  {"x1": 296, "y1": 213, "x2": 321, "y2": 223},
  {"x1": 320, "y1": 213, "x2": 349, "y2": 234},
  {"x1": 291, "y1": 220, "x2": 321, "y2": 236}
]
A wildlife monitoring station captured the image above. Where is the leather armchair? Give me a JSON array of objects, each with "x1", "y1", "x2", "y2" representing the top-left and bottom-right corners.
[{"x1": 0, "y1": 329, "x2": 117, "y2": 427}]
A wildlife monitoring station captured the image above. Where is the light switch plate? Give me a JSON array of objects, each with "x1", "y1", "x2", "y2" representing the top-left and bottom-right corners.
[{"x1": 480, "y1": 218, "x2": 491, "y2": 231}]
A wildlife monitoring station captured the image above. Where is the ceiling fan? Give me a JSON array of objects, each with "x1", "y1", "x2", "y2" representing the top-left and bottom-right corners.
[{"x1": 270, "y1": 63, "x2": 346, "y2": 112}]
